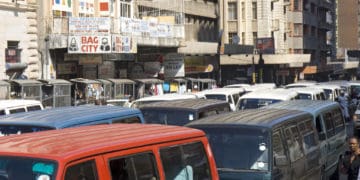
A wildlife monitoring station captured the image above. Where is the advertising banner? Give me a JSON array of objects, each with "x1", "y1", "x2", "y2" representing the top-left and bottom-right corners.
[
  {"x1": 69, "y1": 17, "x2": 111, "y2": 35},
  {"x1": 68, "y1": 35, "x2": 112, "y2": 54},
  {"x1": 256, "y1": 37, "x2": 275, "y2": 54},
  {"x1": 163, "y1": 53, "x2": 185, "y2": 77},
  {"x1": 111, "y1": 35, "x2": 137, "y2": 53}
]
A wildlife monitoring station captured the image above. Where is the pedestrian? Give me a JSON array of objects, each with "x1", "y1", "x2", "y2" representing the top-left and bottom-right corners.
[
  {"x1": 339, "y1": 136, "x2": 360, "y2": 180},
  {"x1": 338, "y1": 90, "x2": 350, "y2": 122}
]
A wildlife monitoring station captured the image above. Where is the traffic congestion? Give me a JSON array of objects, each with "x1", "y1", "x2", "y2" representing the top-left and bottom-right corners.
[{"x1": 0, "y1": 78, "x2": 360, "y2": 180}]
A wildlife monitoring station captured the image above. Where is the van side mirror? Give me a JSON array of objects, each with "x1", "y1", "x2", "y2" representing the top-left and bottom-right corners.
[{"x1": 274, "y1": 155, "x2": 288, "y2": 166}]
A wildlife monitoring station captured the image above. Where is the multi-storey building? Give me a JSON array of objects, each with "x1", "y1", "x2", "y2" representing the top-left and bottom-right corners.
[
  {"x1": 336, "y1": 0, "x2": 359, "y2": 80},
  {"x1": 0, "y1": 0, "x2": 38, "y2": 79},
  {"x1": 35, "y1": 0, "x2": 219, "y2": 82},
  {"x1": 219, "y1": 0, "x2": 336, "y2": 85}
]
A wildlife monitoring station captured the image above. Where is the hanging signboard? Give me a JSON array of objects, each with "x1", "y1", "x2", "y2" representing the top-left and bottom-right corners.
[
  {"x1": 68, "y1": 35, "x2": 112, "y2": 54},
  {"x1": 163, "y1": 53, "x2": 184, "y2": 77},
  {"x1": 69, "y1": 17, "x2": 111, "y2": 35},
  {"x1": 111, "y1": 35, "x2": 137, "y2": 53}
]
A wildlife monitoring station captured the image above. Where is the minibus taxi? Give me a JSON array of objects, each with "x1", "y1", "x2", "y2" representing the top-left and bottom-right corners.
[
  {"x1": 0, "y1": 124, "x2": 219, "y2": 180},
  {"x1": 187, "y1": 108, "x2": 322, "y2": 180},
  {"x1": 0, "y1": 106, "x2": 144, "y2": 136}
]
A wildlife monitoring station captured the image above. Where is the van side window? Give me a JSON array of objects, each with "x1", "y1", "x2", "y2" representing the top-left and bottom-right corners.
[
  {"x1": 27, "y1": 105, "x2": 42, "y2": 111},
  {"x1": 160, "y1": 142, "x2": 211, "y2": 180},
  {"x1": 301, "y1": 120, "x2": 318, "y2": 150},
  {"x1": 285, "y1": 126, "x2": 304, "y2": 162},
  {"x1": 109, "y1": 153, "x2": 158, "y2": 180},
  {"x1": 323, "y1": 112, "x2": 335, "y2": 137},
  {"x1": 332, "y1": 108, "x2": 345, "y2": 133},
  {"x1": 9, "y1": 108, "x2": 26, "y2": 114},
  {"x1": 217, "y1": 106, "x2": 231, "y2": 114},
  {"x1": 199, "y1": 110, "x2": 218, "y2": 118},
  {"x1": 65, "y1": 160, "x2": 98, "y2": 180},
  {"x1": 112, "y1": 116, "x2": 141, "y2": 124},
  {"x1": 315, "y1": 115, "x2": 326, "y2": 141},
  {"x1": 0, "y1": 110, "x2": 5, "y2": 115},
  {"x1": 227, "y1": 95, "x2": 232, "y2": 104},
  {"x1": 272, "y1": 131, "x2": 287, "y2": 165},
  {"x1": 233, "y1": 94, "x2": 240, "y2": 105}
]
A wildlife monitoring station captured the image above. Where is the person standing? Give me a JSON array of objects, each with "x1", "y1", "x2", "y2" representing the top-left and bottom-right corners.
[{"x1": 339, "y1": 136, "x2": 360, "y2": 180}]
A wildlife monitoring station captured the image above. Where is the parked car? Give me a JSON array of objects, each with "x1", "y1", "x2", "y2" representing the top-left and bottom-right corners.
[
  {"x1": 187, "y1": 108, "x2": 322, "y2": 180},
  {"x1": 0, "y1": 99, "x2": 43, "y2": 115},
  {"x1": 0, "y1": 124, "x2": 219, "y2": 179},
  {"x1": 264, "y1": 100, "x2": 347, "y2": 179},
  {"x1": 140, "y1": 99, "x2": 231, "y2": 126},
  {"x1": 0, "y1": 106, "x2": 144, "y2": 136}
]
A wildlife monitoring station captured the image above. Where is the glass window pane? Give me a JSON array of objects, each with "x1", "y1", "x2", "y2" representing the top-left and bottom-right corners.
[{"x1": 65, "y1": 160, "x2": 98, "y2": 180}]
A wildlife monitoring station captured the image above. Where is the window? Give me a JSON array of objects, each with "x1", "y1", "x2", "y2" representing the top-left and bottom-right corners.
[
  {"x1": 0, "y1": 110, "x2": 5, "y2": 115},
  {"x1": 332, "y1": 108, "x2": 345, "y2": 133},
  {"x1": 241, "y1": 2, "x2": 245, "y2": 20},
  {"x1": 109, "y1": 153, "x2": 158, "y2": 180},
  {"x1": 160, "y1": 142, "x2": 211, "y2": 180},
  {"x1": 285, "y1": 125, "x2": 304, "y2": 162},
  {"x1": 112, "y1": 116, "x2": 141, "y2": 124},
  {"x1": 27, "y1": 105, "x2": 42, "y2": 111},
  {"x1": 284, "y1": 33, "x2": 287, "y2": 41},
  {"x1": 65, "y1": 160, "x2": 98, "y2": 180},
  {"x1": 241, "y1": 32, "x2": 245, "y2": 44},
  {"x1": 6, "y1": 41, "x2": 21, "y2": 63},
  {"x1": 272, "y1": 131, "x2": 286, "y2": 157},
  {"x1": 271, "y1": 2, "x2": 274, "y2": 11},
  {"x1": 228, "y1": 2, "x2": 237, "y2": 20},
  {"x1": 252, "y1": 2, "x2": 257, "y2": 19},
  {"x1": 293, "y1": 0, "x2": 302, "y2": 11},
  {"x1": 315, "y1": 115, "x2": 326, "y2": 141},
  {"x1": 119, "y1": 0, "x2": 131, "y2": 18},
  {"x1": 293, "y1": 24, "x2": 303, "y2": 36},
  {"x1": 228, "y1": 32, "x2": 238, "y2": 44},
  {"x1": 323, "y1": 112, "x2": 335, "y2": 137},
  {"x1": 9, "y1": 108, "x2": 26, "y2": 114},
  {"x1": 253, "y1": 32, "x2": 258, "y2": 46}
]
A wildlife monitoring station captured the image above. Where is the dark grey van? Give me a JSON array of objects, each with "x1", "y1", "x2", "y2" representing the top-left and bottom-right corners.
[
  {"x1": 0, "y1": 106, "x2": 144, "y2": 136},
  {"x1": 140, "y1": 99, "x2": 231, "y2": 126},
  {"x1": 187, "y1": 108, "x2": 322, "y2": 180}
]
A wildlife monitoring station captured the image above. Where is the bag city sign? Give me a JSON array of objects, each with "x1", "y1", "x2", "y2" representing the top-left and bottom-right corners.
[{"x1": 68, "y1": 36, "x2": 112, "y2": 54}]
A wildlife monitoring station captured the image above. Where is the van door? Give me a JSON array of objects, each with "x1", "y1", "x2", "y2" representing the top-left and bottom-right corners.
[{"x1": 272, "y1": 129, "x2": 291, "y2": 180}]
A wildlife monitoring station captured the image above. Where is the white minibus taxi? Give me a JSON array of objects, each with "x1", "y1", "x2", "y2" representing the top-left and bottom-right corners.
[{"x1": 0, "y1": 100, "x2": 43, "y2": 115}]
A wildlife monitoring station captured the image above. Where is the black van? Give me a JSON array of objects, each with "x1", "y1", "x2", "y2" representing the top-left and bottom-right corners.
[
  {"x1": 140, "y1": 99, "x2": 231, "y2": 126},
  {"x1": 187, "y1": 108, "x2": 322, "y2": 180}
]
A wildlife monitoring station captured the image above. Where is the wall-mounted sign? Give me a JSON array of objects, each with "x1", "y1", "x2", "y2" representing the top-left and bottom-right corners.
[
  {"x1": 163, "y1": 53, "x2": 184, "y2": 77},
  {"x1": 69, "y1": 17, "x2": 110, "y2": 35},
  {"x1": 68, "y1": 36, "x2": 112, "y2": 54},
  {"x1": 111, "y1": 35, "x2": 137, "y2": 53}
]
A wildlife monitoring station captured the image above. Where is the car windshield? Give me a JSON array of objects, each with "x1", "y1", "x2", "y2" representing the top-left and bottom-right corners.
[
  {"x1": 239, "y1": 99, "x2": 281, "y2": 109},
  {"x1": 0, "y1": 125, "x2": 54, "y2": 136},
  {"x1": 205, "y1": 94, "x2": 227, "y2": 101},
  {"x1": 0, "y1": 156, "x2": 58, "y2": 180},
  {"x1": 197, "y1": 126, "x2": 270, "y2": 171},
  {"x1": 142, "y1": 109, "x2": 195, "y2": 126}
]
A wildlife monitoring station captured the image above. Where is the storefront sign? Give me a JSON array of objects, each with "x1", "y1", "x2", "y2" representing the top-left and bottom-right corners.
[
  {"x1": 68, "y1": 36, "x2": 112, "y2": 54},
  {"x1": 111, "y1": 35, "x2": 137, "y2": 53},
  {"x1": 163, "y1": 53, "x2": 184, "y2": 77},
  {"x1": 69, "y1": 17, "x2": 110, "y2": 35}
]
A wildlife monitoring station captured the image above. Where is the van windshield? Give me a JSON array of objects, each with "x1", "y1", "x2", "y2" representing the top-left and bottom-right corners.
[
  {"x1": 196, "y1": 126, "x2": 270, "y2": 171},
  {"x1": 239, "y1": 99, "x2": 281, "y2": 110},
  {"x1": 0, "y1": 125, "x2": 54, "y2": 136},
  {"x1": 142, "y1": 109, "x2": 195, "y2": 126},
  {"x1": 0, "y1": 156, "x2": 57, "y2": 179}
]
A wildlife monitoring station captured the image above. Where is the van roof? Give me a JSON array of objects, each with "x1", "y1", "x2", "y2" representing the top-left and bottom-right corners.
[
  {"x1": 134, "y1": 93, "x2": 199, "y2": 102},
  {"x1": 0, "y1": 106, "x2": 143, "y2": 128},
  {"x1": 291, "y1": 87, "x2": 324, "y2": 94},
  {"x1": 239, "y1": 88, "x2": 298, "y2": 100},
  {"x1": 0, "y1": 124, "x2": 204, "y2": 161},
  {"x1": 140, "y1": 99, "x2": 229, "y2": 110},
  {"x1": 187, "y1": 108, "x2": 309, "y2": 128},
  {"x1": 197, "y1": 88, "x2": 245, "y2": 95},
  {"x1": 262, "y1": 100, "x2": 340, "y2": 114},
  {"x1": 0, "y1": 99, "x2": 42, "y2": 108}
]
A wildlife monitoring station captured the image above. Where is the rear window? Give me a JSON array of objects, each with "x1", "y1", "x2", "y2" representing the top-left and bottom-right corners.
[
  {"x1": 142, "y1": 109, "x2": 196, "y2": 126},
  {"x1": 239, "y1": 99, "x2": 281, "y2": 110},
  {"x1": 27, "y1": 105, "x2": 42, "y2": 111},
  {"x1": 0, "y1": 125, "x2": 54, "y2": 136},
  {"x1": 112, "y1": 116, "x2": 142, "y2": 124}
]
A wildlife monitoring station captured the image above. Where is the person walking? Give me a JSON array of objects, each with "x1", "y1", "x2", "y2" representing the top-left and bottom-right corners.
[{"x1": 339, "y1": 136, "x2": 360, "y2": 180}]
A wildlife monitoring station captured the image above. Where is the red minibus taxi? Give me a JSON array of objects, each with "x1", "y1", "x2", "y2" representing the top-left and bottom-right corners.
[{"x1": 0, "y1": 124, "x2": 218, "y2": 180}]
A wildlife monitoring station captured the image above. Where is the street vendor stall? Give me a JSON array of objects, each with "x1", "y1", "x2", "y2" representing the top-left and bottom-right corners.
[{"x1": 39, "y1": 79, "x2": 72, "y2": 108}]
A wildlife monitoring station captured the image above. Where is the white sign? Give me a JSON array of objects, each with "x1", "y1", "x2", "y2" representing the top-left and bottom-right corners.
[
  {"x1": 69, "y1": 17, "x2": 111, "y2": 35},
  {"x1": 68, "y1": 36, "x2": 112, "y2": 54},
  {"x1": 163, "y1": 53, "x2": 185, "y2": 77}
]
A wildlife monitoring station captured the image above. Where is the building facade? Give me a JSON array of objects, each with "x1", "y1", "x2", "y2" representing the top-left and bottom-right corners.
[
  {"x1": 0, "y1": 0, "x2": 38, "y2": 79},
  {"x1": 219, "y1": 0, "x2": 337, "y2": 85}
]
